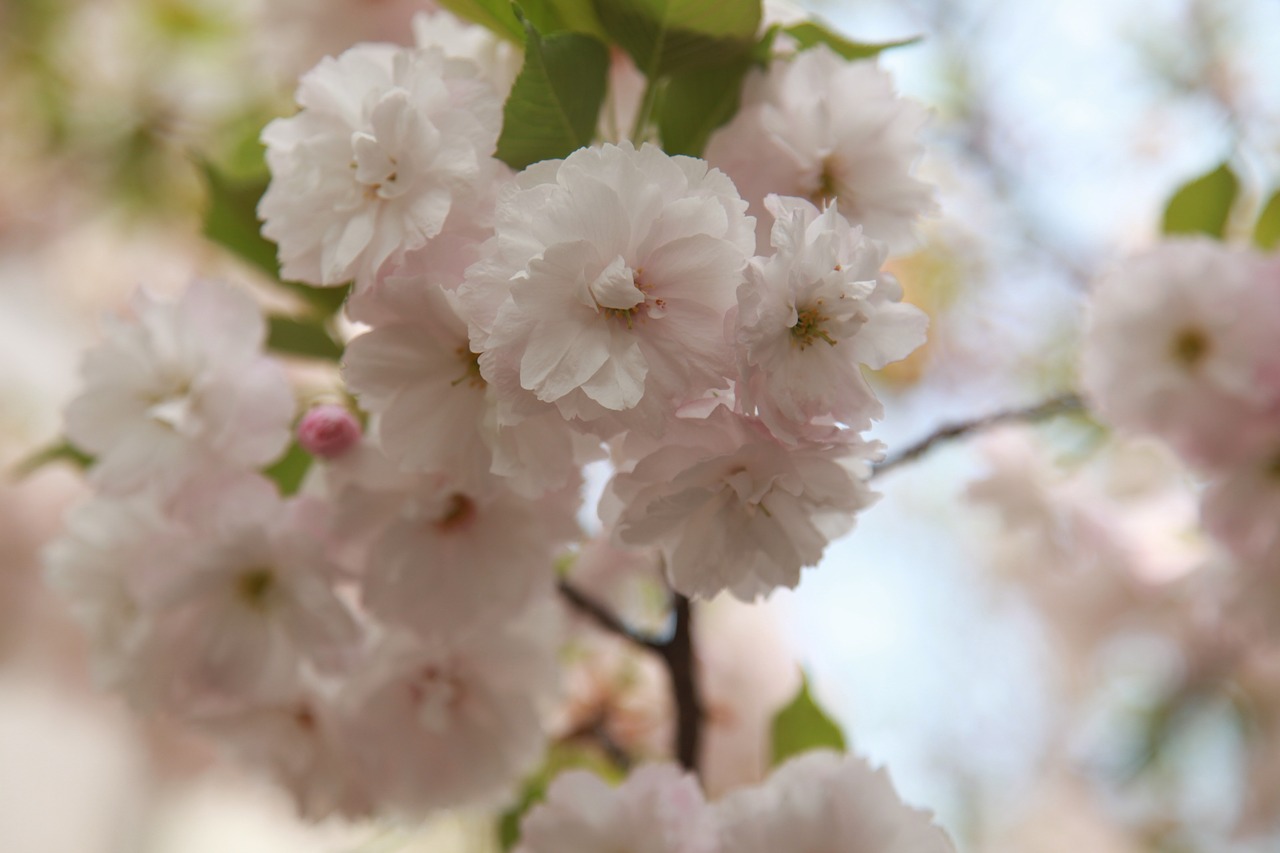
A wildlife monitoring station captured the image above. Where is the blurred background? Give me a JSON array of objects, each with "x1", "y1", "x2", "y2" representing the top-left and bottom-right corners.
[{"x1": 2, "y1": 0, "x2": 1279, "y2": 849}]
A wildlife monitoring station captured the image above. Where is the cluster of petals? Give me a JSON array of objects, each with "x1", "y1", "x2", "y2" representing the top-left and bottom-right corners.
[
  {"x1": 47, "y1": 22, "x2": 941, "y2": 824},
  {"x1": 460, "y1": 141, "x2": 756, "y2": 439},
  {"x1": 63, "y1": 280, "x2": 294, "y2": 497},
  {"x1": 604, "y1": 405, "x2": 879, "y2": 600},
  {"x1": 1080, "y1": 237, "x2": 1280, "y2": 566},
  {"x1": 259, "y1": 42, "x2": 505, "y2": 287},
  {"x1": 47, "y1": 276, "x2": 568, "y2": 819},
  {"x1": 516, "y1": 750, "x2": 955, "y2": 853},
  {"x1": 705, "y1": 43, "x2": 935, "y2": 252},
  {"x1": 736, "y1": 194, "x2": 928, "y2": 441}
]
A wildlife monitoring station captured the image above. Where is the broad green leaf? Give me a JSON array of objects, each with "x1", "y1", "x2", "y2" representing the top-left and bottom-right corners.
[
  {"x1": 1162, "y1": 162, "x2": 1239, "y2": 238},
  {"x1": 546, "y1": 0, "x2": 607, "y2": 36},
  {"x1": 495, "y1": 22, "x2": 609, "y2": 170},
  {"x1": 658, "y1": 57, "x2": 752, "y2": 156},
  {"x1": 519, "y1": 0, "x2": 606, "y2": 36},
  {"x1": 783, "y1": 20, "x2": 921, "y2": 60},
  {"x1": 1254, "y1": 189, "x2": 1280, "y2": 250},
  {"x1": 592, "y1": 0, "x2": 760, "y2": 77},
  {"x1": 202, "y1": 163, "x2": 352, "y2": 318},
  {"x1": 12, "y1": 440, "x2": 93, "y2": 479},
  {"x1": 436, "y1": 0, "x2": 526, "y2": 42},
  {"x1": 263, "y1": 441, "x2": 311, "y2": 496},
  {"x1": 266, "y1": 316, "x2": 343, "y2": 361},
  {"x1": 770, "y1": 674, "x2": 846, "y2": 766},
  {"x1": 201, "y1": 164, "x2": 280, "y2": 279}
]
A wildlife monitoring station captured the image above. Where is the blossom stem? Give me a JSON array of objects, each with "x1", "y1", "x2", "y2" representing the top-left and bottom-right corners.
[
  {"x1": 873, "y1": 392, "x2": 1084, "y2": 477},
  {"x1": 629, "y1": 78, "x2": 663, "y2": 146},
  {"x1": 556, "y1": 580, "x2": 705, "y2": 773}
]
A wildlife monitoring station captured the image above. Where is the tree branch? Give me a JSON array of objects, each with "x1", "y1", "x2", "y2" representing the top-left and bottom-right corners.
[
  {"x1": 556, "y1": 581, "x2": 705, "y2": 773},
  {"x1": 874, "y1": 392, "x2": 1084, "y2": 477},
  {"x1": 557, "y1": 579, "x2": 665, "y2": 650},
  {"x1": 659, "y1": 595, "x2": 704, "y2": 773}
]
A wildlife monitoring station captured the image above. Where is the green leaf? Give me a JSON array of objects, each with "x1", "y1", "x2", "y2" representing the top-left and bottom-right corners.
[
  {"x1": 592, "y1": 0, "x2": 760, "y2": 77},
  {"x1": 519, "y1": 0, "x2": 606, "y2": 36},
  {"x1": 11, "y1": 440, "x2": 93, "y2": 479},
  {"x1": 202, "y1": 163, "x2": 352, "y2": 317},
  {"x1": 1254, "y1": 189, "x2": 1280, "y2": 250},
  {"x1": 495, "y1": 21, "x2": 609, "y2": 170},
  {"x1": 436, "y1": 0, "x2": 526, "y2": 41},
  {"x1": 658, "y1": 56, "x2": 752, "y2": 156},
  {"x1": 783, "y1": 20, "x2": 921, "y2": 60},
  {"x1": 1161, "y1": 162, "x2": 1239, "y2": 238},
  {"x1": 263, "y1": 441, "x2": 311, "y2": 496},
  {"x1": 201, "y1": 164, "x2": 280, "y2": 279},
  {"x1": 266, "y1": 316, "x2": 343, "y2": 361},
  {"x1": 770, "y1": 674, "x2": 846, "y2": 766}
]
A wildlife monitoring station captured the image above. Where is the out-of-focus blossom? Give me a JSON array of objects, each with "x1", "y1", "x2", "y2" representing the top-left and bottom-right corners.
[{"x1": 706, "y1": 45, "x2": 934, "y2": 253}]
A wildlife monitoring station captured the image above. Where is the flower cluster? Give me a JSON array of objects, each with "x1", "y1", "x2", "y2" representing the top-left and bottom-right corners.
[
  {"x1": 1080, "y1": 237, "x2": 1280, "y2": 569},
  {"x1": 45, "y1": 5, "x2": 934, "y2": 830},
  {"x1": 516, "y1": 751, "x2": 955, "y2": 853}
]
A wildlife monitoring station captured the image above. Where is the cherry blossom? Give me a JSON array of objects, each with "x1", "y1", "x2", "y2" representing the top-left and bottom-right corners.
[
  {"x1": 715, "y1": 750, "x2": 956, "y2": 853},
  {"x1": 516, "y1": 764, "x2": 717, "y2": 853},
  {"x1": 1080, "y1": 238, "x2": 1280, "y2": 468},
  {"x1": 735, "y1": 195, "x2": 928, "y2": 440},
  {"x1": 603, "y1": 406, "x2": 880, "y2": 600},
  {"x1": 461, "y1": 141, "x2": 755, "y2": 438},
  {"x1": 259, "y1": 43, "x2": 504, "y2": 287},
  {"x1": 705, "y1": 44, "x2": 934, "y2": 252},
  {"x1": 339, "y1": 605, "x2": 560, "y2": 814},
  {"x1": 63, "y1": 280, "x2": 293, "y2": 497}
]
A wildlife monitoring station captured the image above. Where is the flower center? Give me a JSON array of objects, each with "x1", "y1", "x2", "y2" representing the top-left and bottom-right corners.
[
  {"x1": 236, "y1": 567, "x2": 276, "y2": 610},
  {"x1": 1170, "y1": 327, "x2": 1210, "y2": 368},
  {"x1": 410, "y1": 664, "x2": 464, "y2": 733},
  {"x1": 350, "y1": 131, "x2": 406, "y2": 200},
  {"x1": 450, "y1": 346, "x2": 486, "y2": 388},
  {"x1": 807, "y1": 158, "x2": 841, "y2": 208},
  {"x1": 791, "y1": 305, "x2": 838, "y2": 349},
  {"x1": 435, "y1": 493, "x2": 477, "y2": 532}
]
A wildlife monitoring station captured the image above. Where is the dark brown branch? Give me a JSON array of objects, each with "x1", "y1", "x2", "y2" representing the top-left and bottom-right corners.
[
  {"x1": 557, "y1": 579, "x2": 664, "y2": 650},
  {"x1": 873, "y1": 392, "x2": 1084, "y2": 477},
  {"x1": 556, "y1": 580, "x2": 705, "y2": 774},
  {"x1": 659, "y1": 595, "x2": 704, "y2": 773}
]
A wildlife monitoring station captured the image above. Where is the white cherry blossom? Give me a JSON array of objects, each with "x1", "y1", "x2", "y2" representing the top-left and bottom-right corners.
[
  {"x1": 705, "y1": 45, "x2": 934, "y2": 252},
  {"x1": 1080, "y1": 239, "x2": 1280, "y2": 468},
  {"x1": 359, "y1": 471, "x2": 580, "y2": 641},
  {"x1": 461, "y1": 141, "x2": 755, "y2": 438},
  {"x1": 339, "y1": 605, "x2": 560, "y2": 815},
  {"x1": 603, "y1": 406, "x2": 880, "y2": 600},
  {"x1": 715, "y1": 750, "x2": 956, "y2": 853},
  {"x1": 260, "y1": 43, "x2": 504, "y2": 287},
  {"x1": 736, "y1": 195, "x2": 927, "y2": 440},
  {"x1": 63, "y1": 280, "x2": 293, "y2": 497},
  {"x1": 516, "y1": 764, "x2": 717, "y2": 853}
]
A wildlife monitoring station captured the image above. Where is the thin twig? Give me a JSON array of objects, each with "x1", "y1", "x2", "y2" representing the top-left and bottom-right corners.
[{"x1": 874, "y1": 392, "x2": 1084, "y2": 477}]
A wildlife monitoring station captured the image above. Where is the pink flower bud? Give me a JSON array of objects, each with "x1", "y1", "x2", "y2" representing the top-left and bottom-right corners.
[{"x1": 297, "y1": 404, "x2": 361, "y2": 459}]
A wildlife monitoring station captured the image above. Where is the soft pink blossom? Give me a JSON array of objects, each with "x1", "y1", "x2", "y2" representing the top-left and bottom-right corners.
[
  {"x1": 461, "y1": 142, "x2": 755, "y2": 438},
  {"x1": 705, "y1": 45, "x2": 934, "y2": 252},
  {"x1": 516, "y1": 764, "x2": 717, "y2": 853},
  {"x1": 63, "y1": 280, "x2": 293, "y2": 497},
  {"x1": 260, "y1": 43, "x2": 504, "y2": 287}
]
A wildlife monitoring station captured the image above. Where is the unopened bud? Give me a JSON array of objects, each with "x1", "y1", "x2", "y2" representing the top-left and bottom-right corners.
[{"x1": 297, "y1": 404, "x2": 361, "y2": 459}]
